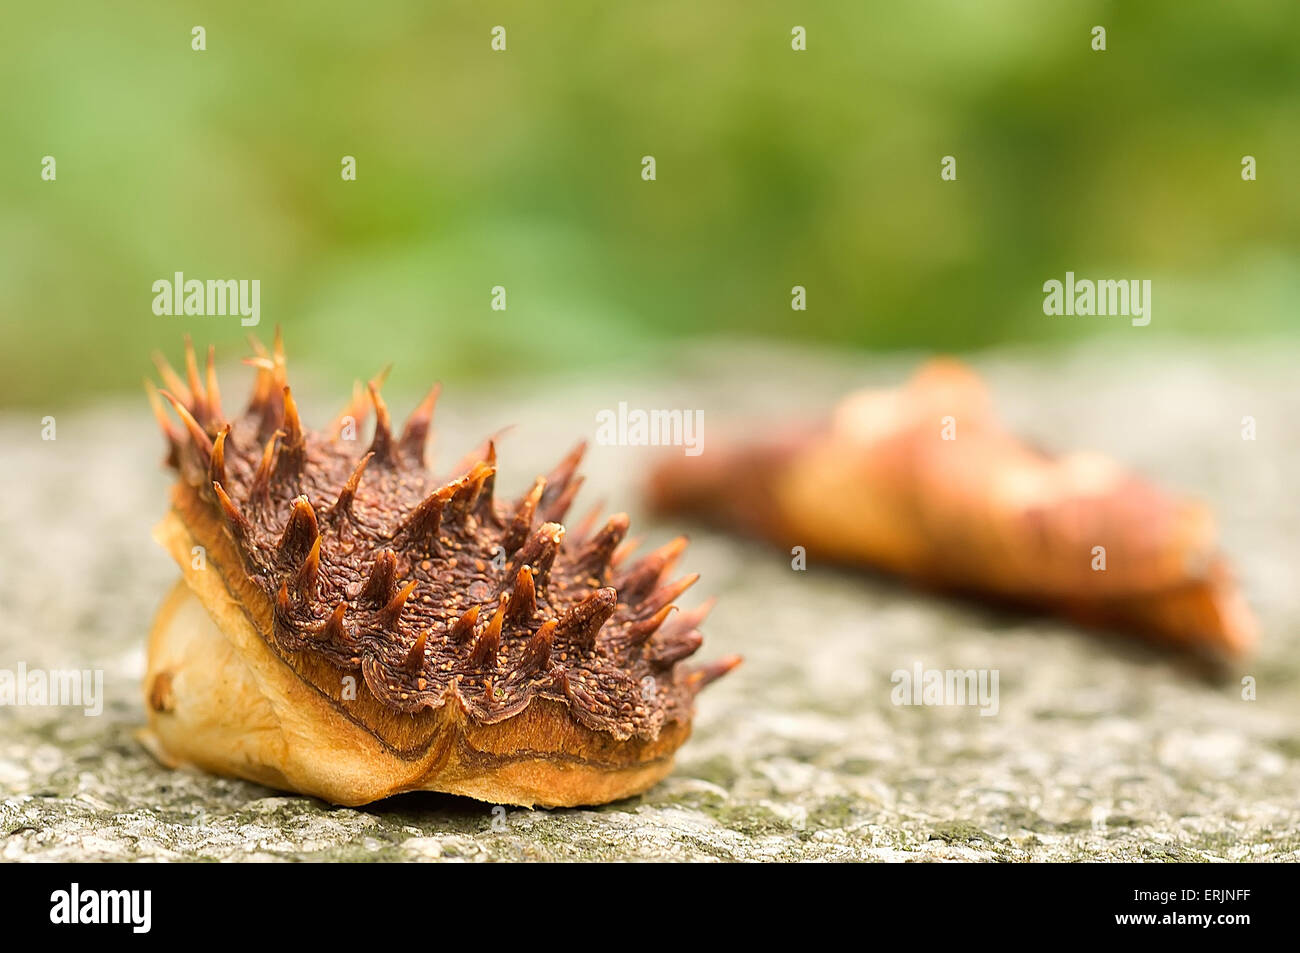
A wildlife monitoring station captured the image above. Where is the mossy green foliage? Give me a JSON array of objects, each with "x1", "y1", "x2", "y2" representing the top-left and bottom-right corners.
[{"x1": 2, "y1": 2, "x2": 1298, "y2": 407}]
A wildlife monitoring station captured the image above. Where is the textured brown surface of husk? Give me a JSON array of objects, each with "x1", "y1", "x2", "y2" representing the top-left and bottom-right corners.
[{"x1": 142, "y1": 333, "x2": 737, "y2": 807}]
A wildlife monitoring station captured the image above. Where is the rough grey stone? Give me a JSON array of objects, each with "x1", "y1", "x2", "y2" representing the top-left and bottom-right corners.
[{"x1": 2, "y1": 341, "x2": 1296, "y2": 861}]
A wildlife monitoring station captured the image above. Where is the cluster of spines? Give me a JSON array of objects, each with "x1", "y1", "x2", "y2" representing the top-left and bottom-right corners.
[{"x1": 149, "y1": 333, "x2": 739, "y2": 726}]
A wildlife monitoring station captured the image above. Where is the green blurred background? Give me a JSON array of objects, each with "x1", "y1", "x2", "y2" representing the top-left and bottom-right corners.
[{"x1": 2, "y1": 0, "x2": 1296, "y2": 408}]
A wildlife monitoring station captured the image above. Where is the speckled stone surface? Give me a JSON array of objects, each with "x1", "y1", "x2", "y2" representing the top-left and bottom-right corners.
[{"x1": 2, "y1": 340, "x2": 1297, "y2": 861}]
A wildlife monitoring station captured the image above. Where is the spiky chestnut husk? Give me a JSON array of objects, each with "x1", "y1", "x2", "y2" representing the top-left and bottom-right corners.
[{"x1": 142, "y1": 332, "x2": 739, "y2": 807}]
